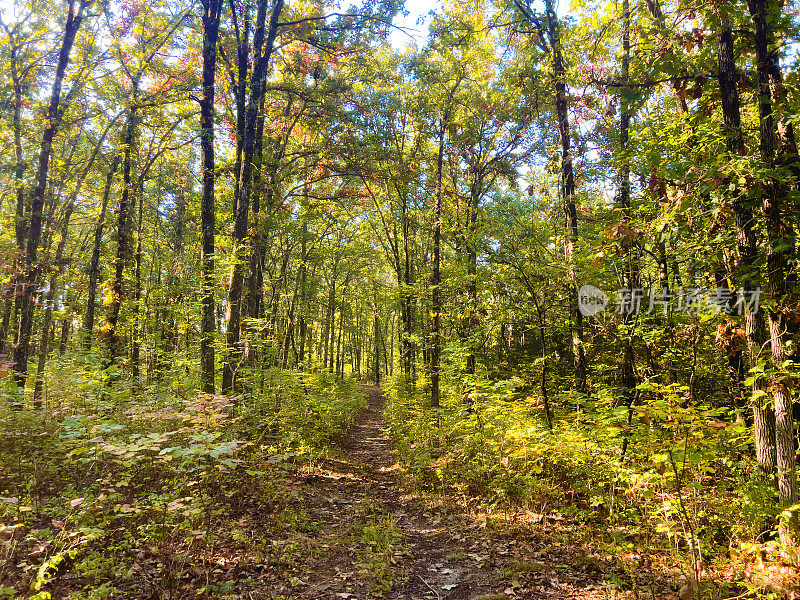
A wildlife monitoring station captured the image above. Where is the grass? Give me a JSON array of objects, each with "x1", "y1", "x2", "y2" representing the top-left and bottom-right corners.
[{"x1": 352, "y1": 512, "x2": 405, "y2": 591}]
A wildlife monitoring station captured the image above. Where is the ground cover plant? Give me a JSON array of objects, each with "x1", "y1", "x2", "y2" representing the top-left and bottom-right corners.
[{"x1": 0, "y1": 365, "x2": 367, "y2": 598}]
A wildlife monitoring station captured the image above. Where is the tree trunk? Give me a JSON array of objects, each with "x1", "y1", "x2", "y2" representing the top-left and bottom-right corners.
[
  {"x1": 400, "y1": 191, "x2": 413, "y2": 376},
  {"x1": 222, "y1": 0, "x2": 283, "y2": 392},
  {"x1": 430, "y1": 81, "x2": 460, "y2": 407},
  {"x1": 84, "y1": 156, "x2": 120, "y2": 349},
  {"x1": 373, "y1": 312, "x2": 380, "y2": 385},
  {"x1": 59, "y1": 299, "x2": 72, "y2": 356},
  {"x1": 298, "y1": 215, "x2": 308, "y2": 369},
  {"x1": 431, "y1": 122, "x2": 443, "y2": 407},
  {"x1": 107, "y1": 81, "x2": 140, "y2": 369},
  {"x1": 241, "y1": 93, "x2": 270, "y2": 368},
  {"x1": 200, "y1": 0, "x2": 224, "y2": 393},
  {"x1": 324, "y1": 274, "x2": 335, "y2": 372},
  {"x1": 543, "y1": 0, "x2": 586, "y2": 392},
  {"x1": 465, "y1": 195, "x2": 478, "y2": 376},
  {"x1": 245, "y1": 90, "x2": 269, "y2": 321},
  {"x1": 618, "y1": 0, "x2": 640, "y2": 458},
  {"x1": 336, "y1": 302, "x2": 344, "y2": 379},
  {"x1": 747, "y1": 0, "x2": 798, "y2": 552},
  {"x1": 131, "y1": 176, "x2": 145, "y2": 383},
  {"x1": 388, "y1": 313, "x2": 394, "y2": 376},
  {"x1": 1, "y1": 22, "x2": 29, "y2": 359},
  {"x1": 281, "y1": 279, "x2": 299, "y2": 370},
  {"x1": 10, "y1": 23, "x2": 28, "y2": 264},
  {"x1": 12, "y1": 0, "x2": 88, "y2": 392},
  {"x1": 226, "y1": 0, "x2": 249, "y2": 218},
  {"x1": 33, "y1": 203, "x2": 74, "y2": 406},
  {"x1": 717, "y1": 22, "x2": 776, "y2": 470},
  {"x1": 533, "y1": 293, "x2": 552, "y2": 429},
  {"x1": 0, "y1": 18, "x2": 33, "y2": 359}
]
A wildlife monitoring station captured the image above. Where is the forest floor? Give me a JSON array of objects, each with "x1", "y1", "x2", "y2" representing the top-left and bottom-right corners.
[
  {"x1": 2, "y1": 384, "x2": 690, "y2": 600},
  {"x1": 257, "y1": 386, "x2": 666, "y2": 600}
]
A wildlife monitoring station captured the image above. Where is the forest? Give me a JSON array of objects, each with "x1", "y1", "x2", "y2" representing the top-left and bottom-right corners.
[{"x1": 1, "y1": 0, "x2": 800, "y2": 597}]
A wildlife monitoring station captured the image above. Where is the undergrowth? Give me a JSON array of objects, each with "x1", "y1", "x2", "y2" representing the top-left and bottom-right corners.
[
  {"x1": 383, "y1": 372, "x2": 794, "y2": 599},
  {"x1": 0, "y1": 358, "x2": 366, "y2": 599}
]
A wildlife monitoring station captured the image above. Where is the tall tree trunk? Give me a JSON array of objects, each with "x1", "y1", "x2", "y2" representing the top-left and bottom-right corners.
[
  {"x1": 10, "y1": 24, "x2": 28, "y2": 269},
  {"x1": 431, "y1": 121, "x2": 444, "y2": 408},
  {"x1": 1, "y1": 22, "x2": 29, "y2": 358},
  {"x1": 33, "y1": 203, "x2": 74, "y2": 406},
  {"x1": 267, "y1": 243, "x2": 290, "y2": 366},
  {"x1": 241, "y1": 94, "x2": 270, "y2": 368},
  {"x1": 336, "y1": 302, "x2": 344, "y2": 379},
  {"x1": 541, "y1": 0, "x2": 586, "y2": 391},
  {"x1": 13, "y1": 0, "x2": 89, "y2": 393},
  {"x1": 430, "y1": 81, "x2": 460, "y2": 408},
  {"x1": 465, "y1": 174, "x2": 481, "y2": 376},
  {"x1": 401, "y1": 192, "x2": 413, "y2": 377},
  {"x1": 353, "y1": 308, "x2": 359, "y2": 377},
  {"x1": 0, "y1": 18, "x2": 34, "y2": 358},
  {"x1": 747, "y1": 0, "x2": 798, "y2": 552},
  {"x1": 245, "y1": 91, "x2": 269, "y2": 321},
  {"x1": 200, "y1": 0, "x2": 224, "y2": 393},
  {"x1": 281, "y1": 270, "x2": 300, "y2": 370},
  {"x1": 107, "y1": 81, "x2": 140, "y2": 369},
  {"x1": 387, "y1": 313, "x2": 393, "y2": 377},
  {"x1": 59, "y1": 289, "x2": 73, "y2": 356},
  {"x1": 131, "y1": 177, "x2": 145, "y2": 383},
  {"x1": 222, "y1": 0, "x2": 283, "y2": 392},
  {"x1": 323, "y1": 274, "x2": 335, "y2": 372},
  {"x1": 533, "y1": 292, "x2": 552, "y2": 429},
  {"x1": 329, "y1": 279, "x2": 341, "y2": 373},
  {"x1": 298, "y1": 218, "x2": 308, "y2": 369},
  {"x1": 85, "y1": 157, "x2": 120, "y2": 349},
  {"x1": 228, "y1": 0, "x2": 249, "y2": 214},
  {"x1": 373, "y1": 311, "x2": 380, "y2": 385},
  {"x1": 717, "y1": 20, "x2": 776, "y2": 471},
  {"x1": 557, "y1": 10, "x2": 585, "y2": 392},
  {"x1": 619, "y1": 0, "x2": 639, "y2": 457}
]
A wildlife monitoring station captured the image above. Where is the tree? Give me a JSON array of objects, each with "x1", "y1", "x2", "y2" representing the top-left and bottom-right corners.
[
  {"x1": 103, "y1": 3, "x2": 190, "y2": 371},
  {"x1": 12, "y1": 0, "x2": 94, "y2": 393},
  {"x1": 716, "y1": 5, "x2": 775, "y2": 474},
  {"x1": 84, "y1": 155, "x2": 121, "y2": 349},
  {"x1": 514, "y1": 0, "x2": 586, "y2": 392},
  {"x1": 746, "y1": 0, "x2": 799, "y2": 554},
  {"x1": 199, "y1": 0, "x2": 224, "y2": 393},
  {"x1": 0, "y1": 9, "x2": 43, "y2": 357},
  {"x1": 222, "y1": 0, "x2": 283, "y2": 393}
]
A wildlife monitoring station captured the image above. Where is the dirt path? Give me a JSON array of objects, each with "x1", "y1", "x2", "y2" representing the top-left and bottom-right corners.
[{"x1": 276, "y1": 386, "x2": 614, "y2": 600}]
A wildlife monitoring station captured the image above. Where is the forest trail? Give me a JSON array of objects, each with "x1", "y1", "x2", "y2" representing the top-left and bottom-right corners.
[{"x1": 278, "y1": 386, "x2": 613, "y2": 600}]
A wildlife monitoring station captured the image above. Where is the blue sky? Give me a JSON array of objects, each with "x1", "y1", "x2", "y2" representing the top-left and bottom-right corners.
[
  {"x1": 389, "y1": 0, "x2": 434, "y2": 50},
  {"x1": 388, "y1": 0, "x2": 572, "y2": 50}
]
